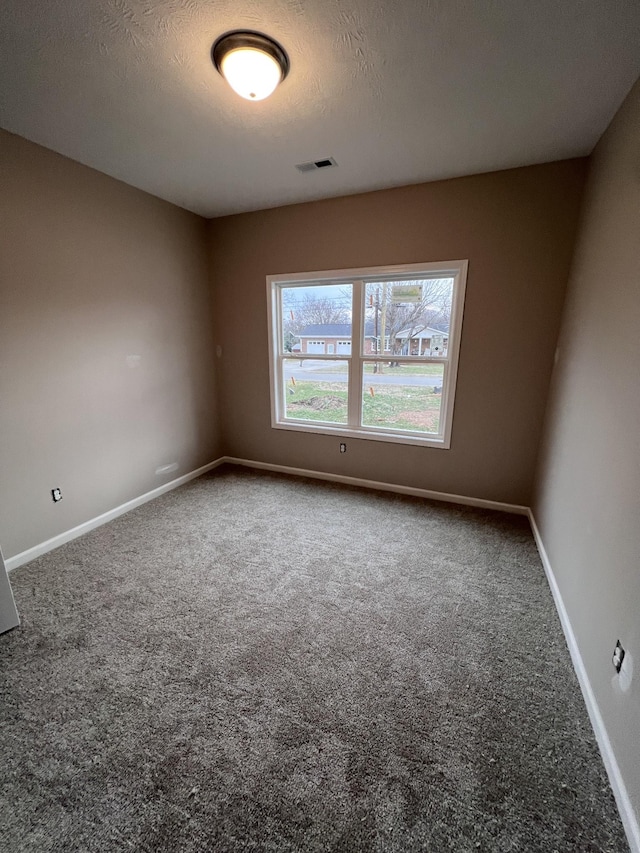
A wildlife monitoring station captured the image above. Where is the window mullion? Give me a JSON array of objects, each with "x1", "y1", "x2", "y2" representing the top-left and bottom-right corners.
[{"x1": 348, "y1": 280, "x2": 364, "y2": 428}]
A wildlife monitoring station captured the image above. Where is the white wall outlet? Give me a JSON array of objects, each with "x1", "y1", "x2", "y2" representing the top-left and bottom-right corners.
[
  {"x1": 611, "y1": 646, "x2": 634, "y2": 695},
  {"x1": 340, "y1": 443, "x2": 346, "y2": 453}
]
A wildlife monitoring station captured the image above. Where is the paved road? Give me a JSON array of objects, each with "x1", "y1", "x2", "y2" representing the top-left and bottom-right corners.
[{"x1": 283, "y1": 363, "x2": 443, "y2": 387}]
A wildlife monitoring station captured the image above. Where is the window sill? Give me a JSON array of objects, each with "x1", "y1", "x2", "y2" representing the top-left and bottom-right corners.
[{"x1": 271, "y1": 420, "x2": 450, "y2": 449}]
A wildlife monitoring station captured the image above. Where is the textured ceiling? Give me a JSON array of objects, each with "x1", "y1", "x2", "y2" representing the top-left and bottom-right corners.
[{"x1": 1, "y1": 0, "x2": 640, "y2": 217}]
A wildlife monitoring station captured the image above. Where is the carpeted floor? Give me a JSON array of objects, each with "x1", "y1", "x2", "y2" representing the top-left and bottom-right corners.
[{"x1": 0, "y1": 465, "x2": 629, "y2": 852}]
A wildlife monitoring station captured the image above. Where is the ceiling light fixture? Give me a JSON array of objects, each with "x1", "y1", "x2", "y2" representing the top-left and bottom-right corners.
[{"x1": 212, "y1": 31, "x2": 289, "y2": 102}]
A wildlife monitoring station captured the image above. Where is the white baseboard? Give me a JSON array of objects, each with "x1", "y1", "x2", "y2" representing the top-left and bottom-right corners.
[
  {"x1": 222, "y1": 456, "x2": 529, "y2": 515},
  {"x1": 5, "y1": 455, "x2": 524, "y2": 572},
  {"x1": 528, "y1": 510, "x2": 640, "y2": 853},
  {"x1": 5, "y1": 458, "x2": 225, "y2": 572}
]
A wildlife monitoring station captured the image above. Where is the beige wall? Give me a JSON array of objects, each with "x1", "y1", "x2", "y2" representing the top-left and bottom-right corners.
[
  {"x1": 533, "y1": 79, "x2": 640, "y2": 828},
  {"x1": 0, "y1": 130, "x2": 220, "y2": 559},
  {"x1": 210, "y1": 160, "x2": 586, "y2": 506}
]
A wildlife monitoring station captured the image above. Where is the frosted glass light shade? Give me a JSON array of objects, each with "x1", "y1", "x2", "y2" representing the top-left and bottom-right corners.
[
  {"x1": 221, "y1": 47, "x2": 282, "y2": 101},
  {"x1": 212, "y1": 32, "x2": 289, "y2": 102}
]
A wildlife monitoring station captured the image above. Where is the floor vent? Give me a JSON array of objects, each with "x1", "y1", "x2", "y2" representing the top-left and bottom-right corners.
[{"x1": 296, "y1": 157, "x2": 338, "y2": 173}]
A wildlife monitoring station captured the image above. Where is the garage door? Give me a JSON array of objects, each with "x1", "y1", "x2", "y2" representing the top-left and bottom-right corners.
[
  {"x1": 337, "y1": 341, "x2": 351, "y2": 354},
  {"x1": 307, "y1": 340, "x2": 325, "y2": 354}
]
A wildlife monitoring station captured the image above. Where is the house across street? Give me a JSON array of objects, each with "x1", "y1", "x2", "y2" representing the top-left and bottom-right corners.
[{"x1": 292, "y1": 322, "x2": 449, "y2": 356}]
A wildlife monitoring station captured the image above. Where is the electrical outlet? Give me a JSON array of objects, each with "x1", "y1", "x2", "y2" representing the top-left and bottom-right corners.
[
  {"x1": 339, "y1": 443, "x2": 346, "y2": 453},
  {"x1": 51, "y1": 488, "x2": 62, "y2": 503},
  {"x1": 612, "y1": 640, "x2": 625, "y2": 674}
]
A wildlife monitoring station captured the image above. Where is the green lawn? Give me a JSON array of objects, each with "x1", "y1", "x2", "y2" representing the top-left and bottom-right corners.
[
  {"x1": 285, "y1": 381, "x2": 349, "y2": 423},
  {"x1": 285, "y1": 380, "x2": 441, "y2": 433}
]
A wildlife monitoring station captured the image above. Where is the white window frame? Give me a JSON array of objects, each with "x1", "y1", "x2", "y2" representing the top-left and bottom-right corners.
[{"x1": 267, "y1": 260, "x2": 468, "y2": 449}]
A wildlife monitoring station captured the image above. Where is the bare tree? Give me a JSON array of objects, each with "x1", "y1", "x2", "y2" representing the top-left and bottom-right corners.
[
  {"x1": 368, "y1": 279, "x2": 452, "y2": 369},
  {"x1": 292, "y1": 294, "x2": 350, "y2": 328},
  {"x1": 282, "y1": 292, "x2": 350, "y2": 349}
]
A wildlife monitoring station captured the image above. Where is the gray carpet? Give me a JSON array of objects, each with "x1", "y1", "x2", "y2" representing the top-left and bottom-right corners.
[{"x1": 0, "y1": 465, "x2": 629, "y2": 852}]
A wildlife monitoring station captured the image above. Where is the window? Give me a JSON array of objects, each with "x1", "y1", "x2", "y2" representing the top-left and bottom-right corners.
[
  {"x1": 373, "y1": 335, "x2": 391, "y2": 353},
  {"x1": 267, "y1": 260, "x2": 468, "y2": 448}
]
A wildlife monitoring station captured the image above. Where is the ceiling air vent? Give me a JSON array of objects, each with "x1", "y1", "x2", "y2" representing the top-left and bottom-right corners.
[{"x1": 296, "y1": 157, "x2": 338, "y2": 173}]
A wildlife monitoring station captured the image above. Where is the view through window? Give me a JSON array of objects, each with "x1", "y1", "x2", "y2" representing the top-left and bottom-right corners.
[{"x1": 267, "y1": 261, "x2": 468, "y2": 447}]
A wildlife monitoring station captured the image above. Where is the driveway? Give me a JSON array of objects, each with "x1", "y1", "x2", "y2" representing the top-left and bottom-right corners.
[{"x1": 283, "y1": 361, "x2": 443, "y2": 387}]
